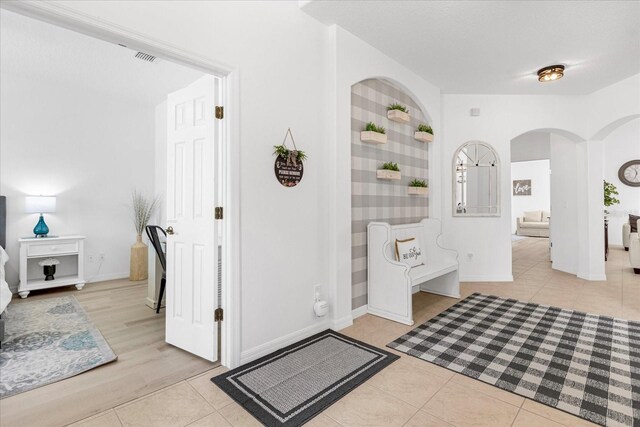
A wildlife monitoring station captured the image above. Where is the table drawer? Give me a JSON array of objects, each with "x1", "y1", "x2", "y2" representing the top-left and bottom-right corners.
[{"x1": 27, "y1": 242, "x2": 78, "y2": 256}]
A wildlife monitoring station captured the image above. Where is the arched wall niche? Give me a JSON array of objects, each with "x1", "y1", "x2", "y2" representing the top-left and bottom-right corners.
[
  {"x1": 592, "y1": 114, "x2": 640, "y2": 141},
  {"x1": 349, "y1": 77, "x2": 432, "y2": 310}
]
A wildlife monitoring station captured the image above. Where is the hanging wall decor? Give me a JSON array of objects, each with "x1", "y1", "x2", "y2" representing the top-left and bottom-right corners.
[{"x1": 273, "y1": 128, "x2": 306, "y2": 187}]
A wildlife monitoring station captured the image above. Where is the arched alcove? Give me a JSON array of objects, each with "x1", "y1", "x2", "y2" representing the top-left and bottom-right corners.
[
  {"x1": 508, "y1": 128, "x2": 594, "y2": 278},
  {"x1": 349, "y1": 77, "x2": 432, "y2": 310},
  {"x1": 592, "y1": 114, "x2": 640, "y2": 141}
]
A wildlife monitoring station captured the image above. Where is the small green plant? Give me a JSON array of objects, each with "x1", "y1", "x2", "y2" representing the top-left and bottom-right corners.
[
  {"x1": 604, "y1": 180, "x2": 620, "y2": 214},
  {"x1": 382, "y1": 162, "x2": 400, "y2": 172},
  {"x1": 417, "y1": 124, "x2": 433, "y2": 134},
  {"x1": 388, "y1": 103, "x2": 408, "y2": 113},
  {"x1": 274, "y1": 145, "x2": 307, "y2": 162},
  {"x1": 365, "y1": 122, "x2": 386, "y2": 134},
  {"x1": 408, "y1": 178, "x2": 428, "y2": 188}
]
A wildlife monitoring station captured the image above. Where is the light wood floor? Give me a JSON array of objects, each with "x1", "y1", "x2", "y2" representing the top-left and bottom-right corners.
[{"x1": 0, "y1": 279, "x2": 215, "y2": 427}]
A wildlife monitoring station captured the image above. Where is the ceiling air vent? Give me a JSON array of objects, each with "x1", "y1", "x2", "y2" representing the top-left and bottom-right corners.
[{"x1": 134, "y1": 51, "x2": 157, "y2": 63}]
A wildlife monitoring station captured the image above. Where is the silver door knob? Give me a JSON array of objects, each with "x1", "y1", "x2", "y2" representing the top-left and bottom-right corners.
[{"x1": 166, "y1": 226, "x2": 174, "y2": 235}]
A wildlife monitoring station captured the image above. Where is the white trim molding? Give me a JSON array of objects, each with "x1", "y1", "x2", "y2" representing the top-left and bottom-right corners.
[
  {"x1": 239, "y1": 321, "x2": 332, "y2": 365},
  {"x1": 351, "y1": 305, "x2": 368, "y2": 320},
  {"x1": 459, "y1": 275, "x2": 514, "y2": 282}
]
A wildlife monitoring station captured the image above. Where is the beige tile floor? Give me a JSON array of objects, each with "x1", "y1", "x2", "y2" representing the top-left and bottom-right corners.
[{"x1": 66, "y1": 240, "x2": 638, "y2": 426}]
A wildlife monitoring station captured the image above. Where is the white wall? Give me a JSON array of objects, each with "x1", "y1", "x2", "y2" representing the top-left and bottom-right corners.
[
  {"x1": 0, "y1": 71, "x2": 155, "y2": 289},
  {"x1": 603, "y1": 119, "x2": 640, "y2": 246},
  {"x1": 511, "y1": 132, "x2": 550, "y2": 162},
  {"x1": 550, "y1": 135, "x2": 579, "y2": 274},
  {"x1": 39, "y1": 0, "x2": 335, "y2": 362},
  {"x1": 441, "y1": 74, "x2": 639, "y2": 282},
  {"x1": 511, "y1": 159, "x2": 551, "y2": 233}
]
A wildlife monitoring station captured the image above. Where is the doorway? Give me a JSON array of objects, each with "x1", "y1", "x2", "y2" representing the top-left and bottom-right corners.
[{"x1": 0, "y1": 4, "x2": 239, "y2": 424}]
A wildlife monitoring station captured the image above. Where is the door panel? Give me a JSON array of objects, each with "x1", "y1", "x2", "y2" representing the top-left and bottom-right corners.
[{"x1": 166, "y1": 75, "x2": 217, "y2": 362}]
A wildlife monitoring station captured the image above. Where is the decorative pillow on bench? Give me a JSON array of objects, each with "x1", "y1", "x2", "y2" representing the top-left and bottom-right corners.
[{"x1": 395, "y1": 238, "x2": 424, "y2": 267}]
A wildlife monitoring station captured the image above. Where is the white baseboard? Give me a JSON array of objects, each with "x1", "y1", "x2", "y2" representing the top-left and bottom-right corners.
[
  {"x1": 459, "y1": 275, "x2": 513, "y2": 282},
  {"x1": 577, "y1": 273, "x2": 607, "y2": 281},
  {"x1": 332, "y1": 313, "x2": 353, "y2": 330},
  {"x1": 240, "y1": 320, "x2": 331, "y2": 365},
  {"x1": 87, "y1": 272, "x2": 129, "y2": 284},
  {"x1": 351, "y1": 305, "x2": 368, "y2": 320},
  {"x1": 7, "y1": 272, "x2": 129, "y2": 294}
]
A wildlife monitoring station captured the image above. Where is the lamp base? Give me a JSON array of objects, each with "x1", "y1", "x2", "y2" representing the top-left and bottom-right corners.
[{"x1": 33, "y1": 214, "x2": 50, "y2": 238}]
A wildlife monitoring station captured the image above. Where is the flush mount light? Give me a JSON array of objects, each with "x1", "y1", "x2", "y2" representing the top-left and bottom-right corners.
[{"x1": 537, "y1": 65, "x2": 565, "y2": 82}]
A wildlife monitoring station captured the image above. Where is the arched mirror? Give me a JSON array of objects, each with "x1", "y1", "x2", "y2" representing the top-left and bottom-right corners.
[{"x1": 453, "y1": 141, "x2": 500, "y2": 216}]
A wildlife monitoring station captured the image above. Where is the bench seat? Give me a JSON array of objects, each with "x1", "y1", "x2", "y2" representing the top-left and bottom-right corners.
[{"x1": 367, "y1": 219, "x2": 460, "y2": 325}]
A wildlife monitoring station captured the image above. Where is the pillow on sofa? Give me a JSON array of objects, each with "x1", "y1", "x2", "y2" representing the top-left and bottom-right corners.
[
  {"x1": 523, "y1": 211, "x2": 541, "y2": 222},
  {"x1": 395, "y1": 238, "x2": 423, "y2": 268},
  {"x1": 630, "y1": 214, "x2": 640, "y2": 233},
  {"x1": 542, "y1": 211, "x2": 551, "y2": 222}
]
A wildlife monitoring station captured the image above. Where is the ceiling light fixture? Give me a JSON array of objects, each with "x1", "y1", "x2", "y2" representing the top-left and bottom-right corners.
[{"x1": 537, "y1": 65, "x2": 565, "y2": 82}]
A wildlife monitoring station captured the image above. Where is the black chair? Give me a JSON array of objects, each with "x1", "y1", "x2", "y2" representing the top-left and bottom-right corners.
[{"x1": 146, "y1": 225, "x2": 167, "y2": 314}]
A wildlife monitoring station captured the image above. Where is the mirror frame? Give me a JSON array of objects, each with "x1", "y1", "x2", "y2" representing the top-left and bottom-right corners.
[{"x1": 452, "y1": 141, "x2": 501, "y2": 217}]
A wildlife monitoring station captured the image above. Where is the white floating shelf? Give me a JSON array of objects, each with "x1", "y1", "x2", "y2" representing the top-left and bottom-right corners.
[
  {"x1": 407, "y1": 187, "x2": 429, "y2": 196},
  {"x1": 360, "y1": 131, "x2": 387, "y2": 144},
  {"x1": 387, "y1": 110, "x2": 410, "y2": 123},
  {"x1": 414, "y1": 131, "x2": 434, "y2": 143},
  {"x1": 376, "y1": 170, "x2": 401, "y2": 180}
]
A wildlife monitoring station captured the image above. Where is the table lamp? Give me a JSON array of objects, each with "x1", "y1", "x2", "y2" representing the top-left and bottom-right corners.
[{"x1": 25, "y1": 196, "x2": 56, "y2": 238}]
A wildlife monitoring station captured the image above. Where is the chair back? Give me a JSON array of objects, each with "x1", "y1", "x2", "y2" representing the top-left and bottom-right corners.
[{"x1": 145, "y1": 225, "x2": 167, "y2": 272}]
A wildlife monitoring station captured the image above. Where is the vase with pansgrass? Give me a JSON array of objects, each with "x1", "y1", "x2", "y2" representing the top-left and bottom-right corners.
[{"x1": 130, "y1": 190, "x2": 160, "y2": 281}]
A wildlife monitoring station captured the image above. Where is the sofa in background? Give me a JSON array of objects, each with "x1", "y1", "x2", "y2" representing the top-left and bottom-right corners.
[
  {"x1": 623, "y1": 214, "x2": 639, "y2": 251},
  {"x1": 516, "y1": 210, "x2": 550, "y2": 237}
]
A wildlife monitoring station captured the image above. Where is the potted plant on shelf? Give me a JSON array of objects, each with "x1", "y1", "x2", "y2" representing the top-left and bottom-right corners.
[
  {"x1": 130, "y1": 190, "x2": 160, "y2": 281},
  {"x1": 387, "y1": 103, "x2": 410, "y2": 123},
  {"x1": 604, "y1": 180, "x2": 620, "y2": 218},
  {"x1": 361, "y1": 122, "x2": 387, "y2": 144},
  {"x1": 377, "y1": 162, "x2": 401, "y2": 180},
  {"x1": 415, "y1": 123, "x2": 434, "y2": 143},
  {"x1": 407, "y1": 178, "x2": 429, "y2": 195}
]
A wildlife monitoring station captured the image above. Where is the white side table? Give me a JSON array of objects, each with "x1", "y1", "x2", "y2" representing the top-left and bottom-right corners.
[{"x1": 18, "y1": 235, "x2": 86, "y2": 298}]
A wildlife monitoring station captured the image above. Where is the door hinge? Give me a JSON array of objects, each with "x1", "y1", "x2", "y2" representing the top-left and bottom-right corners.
[
  {"x1": 215, "y1": 106, "x2": 224, "y2": 119},
  {"x1": 215, "y1": 206, "x2": 223, "y2": 220},
  {"x1": 214, "y1": 307, "x2": 224, "y2": 322}
]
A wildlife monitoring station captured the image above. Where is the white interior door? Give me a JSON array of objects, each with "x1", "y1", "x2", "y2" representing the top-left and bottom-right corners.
[{"x1": 166, "y1": 75, "x2": 218, "y2": 362}]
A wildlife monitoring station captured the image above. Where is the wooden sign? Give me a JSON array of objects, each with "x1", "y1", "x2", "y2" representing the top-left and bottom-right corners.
[
  {"x1": 513, "y1": 179, "x2": 532, "y2": 196},
  {"x1": 274, "y1": 155, "x2": 304, "y2": 187}
]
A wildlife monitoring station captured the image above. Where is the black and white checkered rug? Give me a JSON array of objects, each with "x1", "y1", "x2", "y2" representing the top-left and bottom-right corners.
[{"x1": 388, "y1": 293, "x2": 640, "y2": 427}]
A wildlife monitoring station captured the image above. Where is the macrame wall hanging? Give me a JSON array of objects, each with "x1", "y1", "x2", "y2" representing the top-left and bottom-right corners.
[{"x1": 273, "y1": 128, "x2": 307, "y2": 187}]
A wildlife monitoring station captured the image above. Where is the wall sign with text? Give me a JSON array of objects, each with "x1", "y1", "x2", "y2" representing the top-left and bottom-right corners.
[
  {"x1": 513, "y1": 179, "x2": 532, "y2": 196},
  {"x1": 273, "y1": 128, "x2": 306, "y2": 188}
]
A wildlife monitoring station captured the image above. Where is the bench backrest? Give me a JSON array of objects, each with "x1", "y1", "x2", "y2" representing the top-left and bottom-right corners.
[
  {"x1": 384, "y1": 223, "x2": 427, "y2": 263},
  {"x1": 380, "y1": 219, "x2": 457, "y2": 265}
]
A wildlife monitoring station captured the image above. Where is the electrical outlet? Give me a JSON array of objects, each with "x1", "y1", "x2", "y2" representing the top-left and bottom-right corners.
[
  {"x1": 88, "y1": 255, "x2": 95, "y2": 263},
  {"x1": 98, "y1": 253, "x2": 105, "y2": 262},
  {"x1": 467, "y1": 252, "x2": 474, "y2": 260},
  {"x1": 314, "y1": 284, "x2": 322, "y2": 300}
]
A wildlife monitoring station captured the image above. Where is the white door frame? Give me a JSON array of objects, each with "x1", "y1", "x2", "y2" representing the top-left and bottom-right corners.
[{"x1": 2, "y1": 0, "x2": 242, "y2": 368}]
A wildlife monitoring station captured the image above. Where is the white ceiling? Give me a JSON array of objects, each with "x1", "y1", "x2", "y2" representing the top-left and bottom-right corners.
[
  {"x1": 301, "y1": 0, "x2": 640, "y2": 95},
  {"x1": 0, "y1": 9, "x2": 204, "y2": 106}
]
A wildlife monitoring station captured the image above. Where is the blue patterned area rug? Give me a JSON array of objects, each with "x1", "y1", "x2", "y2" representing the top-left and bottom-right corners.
[{"x1": 0, "y1": 296, "x2": 117, "y2": 398}]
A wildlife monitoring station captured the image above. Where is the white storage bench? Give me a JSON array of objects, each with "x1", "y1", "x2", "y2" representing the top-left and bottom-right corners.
[{"x1": 367, "y1": 219, "x2": 459, "y2": 325}]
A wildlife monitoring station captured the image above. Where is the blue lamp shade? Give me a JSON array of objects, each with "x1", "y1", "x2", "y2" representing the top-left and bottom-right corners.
[{"x1": 25, "y1": 196, "x2": 56, "y2": 238}]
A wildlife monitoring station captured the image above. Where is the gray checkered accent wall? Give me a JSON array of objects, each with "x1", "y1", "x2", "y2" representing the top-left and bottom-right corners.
[{"x1": 351, "y1": 79, "x2": 429, "y2": 310}]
